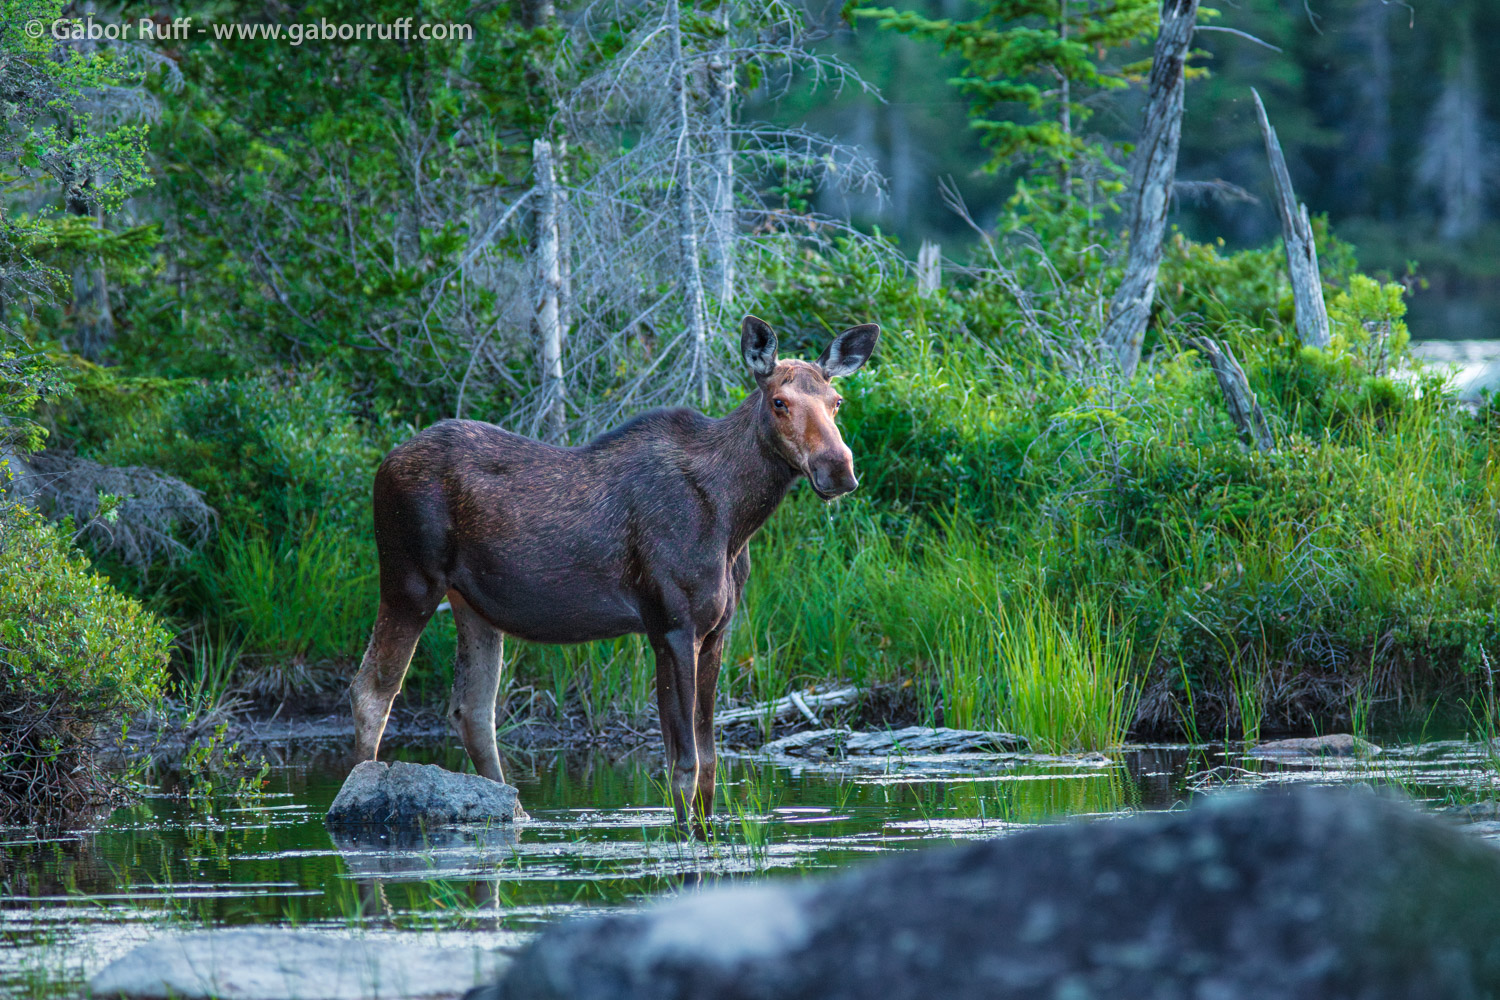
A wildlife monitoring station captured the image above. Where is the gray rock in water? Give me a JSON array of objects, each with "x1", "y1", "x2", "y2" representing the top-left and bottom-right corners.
[
  {"x1": 471, "y1": 788, "x2": 1500, "y2": 1000},
  {"x1": 762, "y1": 725, "x2": 1028, "y2": 758},
  {"x1": 326, "y1": 760, "x2": 522, "y2": 829},
  {"x1": 90, "y1": 929, "x2": 509, "y2": 999},
  {"x1": 1250, "y1": 733, "x2": 1381, "y2": 758}
]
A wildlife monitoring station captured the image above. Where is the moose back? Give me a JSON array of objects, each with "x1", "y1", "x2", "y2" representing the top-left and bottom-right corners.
[{"x1": 347, "y1": 316, "x2": 879, "y2": 823}]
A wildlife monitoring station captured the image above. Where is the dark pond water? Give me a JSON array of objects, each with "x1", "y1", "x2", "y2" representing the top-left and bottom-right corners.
[{"x1": 4, "y1": 736, "x2": 1500, "y2": 996}]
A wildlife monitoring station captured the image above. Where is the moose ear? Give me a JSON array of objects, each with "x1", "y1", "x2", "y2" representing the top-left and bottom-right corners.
[
  {"x1": 740, "y1": 315, "x2": 779, "y2": 378},
  {"x1": 817, "y1": 324, "x2": 880, "y2": 378}
]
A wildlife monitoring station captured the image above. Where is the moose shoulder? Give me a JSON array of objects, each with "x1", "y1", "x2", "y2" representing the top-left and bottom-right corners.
[{"x1": 348, "y1": 316, "x2": 879, "y2": 826}]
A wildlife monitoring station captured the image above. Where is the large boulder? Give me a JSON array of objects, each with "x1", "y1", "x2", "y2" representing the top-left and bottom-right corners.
[
  {"x1": 471, "y1": 788, "x2": 1500, "y2": 1000},
  {"x1": 326, "y1": 760, "x2": 522, "y2": 829},
  {"x1": 90, "y1": 929, "x2": 509, "y2": 999}
]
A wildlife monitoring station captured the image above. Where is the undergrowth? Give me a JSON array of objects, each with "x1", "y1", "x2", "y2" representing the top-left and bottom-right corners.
[{"x1": 29, "y1": 226, "x2": 1500, "y2": 748}]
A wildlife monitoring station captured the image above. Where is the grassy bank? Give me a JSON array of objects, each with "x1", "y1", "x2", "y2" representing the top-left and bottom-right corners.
[{"x1": 29, "y1": 228, "x2": 1500, "y2": 754}]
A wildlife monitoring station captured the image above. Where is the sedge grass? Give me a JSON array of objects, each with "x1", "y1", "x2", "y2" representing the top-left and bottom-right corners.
[{"x1": 993, "y1": 597, "x2": 1138, "y2": 754}]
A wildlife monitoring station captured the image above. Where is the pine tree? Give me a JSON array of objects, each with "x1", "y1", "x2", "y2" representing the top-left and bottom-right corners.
[{"x1": 859, "y1": 0, "x2": 1158, "y2": 188}]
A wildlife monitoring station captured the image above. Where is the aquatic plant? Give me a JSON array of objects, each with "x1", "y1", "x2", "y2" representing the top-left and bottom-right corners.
[{"x1": 181, "y1": 723, "x2": 270, "y2": 814}]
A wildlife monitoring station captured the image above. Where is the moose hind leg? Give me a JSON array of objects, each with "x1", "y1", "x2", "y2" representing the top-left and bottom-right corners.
[
  {"x1": 450, "y1": 595, "x2": 509, "y2": 788},
  {"x1": 350, "y1": 601, "x2": 431, "y2": 765}
]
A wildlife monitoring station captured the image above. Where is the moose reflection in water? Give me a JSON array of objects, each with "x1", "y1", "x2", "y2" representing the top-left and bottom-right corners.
[{"x1": 347, "y1": 316, "x2": 880, "y2": 826}]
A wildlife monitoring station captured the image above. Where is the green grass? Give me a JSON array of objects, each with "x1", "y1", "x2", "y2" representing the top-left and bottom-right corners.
[
  {"x1": 211, "y1": 529, "x2": 376, "y2": 663},
  {"x1": 48, "y1": 252, "x2": 1499, "y2": 742},
  {"x1": 176, "y1": 627, "x2": 240, "y2": 721},
  {"x1": 994, "y1": 598, "x2": 1138, "y2": 753}
]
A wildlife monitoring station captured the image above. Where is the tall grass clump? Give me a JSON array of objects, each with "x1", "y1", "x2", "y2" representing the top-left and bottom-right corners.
[
  {"x1": 209, "y1": 529, "x2": 376, "y2": 664},
  {"x1": 994, "y1": 598, "x2": 1138, "y2": 753}
]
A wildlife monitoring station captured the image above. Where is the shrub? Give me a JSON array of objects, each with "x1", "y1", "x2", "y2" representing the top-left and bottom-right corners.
[
  {"x1": 45, "y1": 367, "x2": 393, "y2": 675},
  {"x1": 0, "y1": 505, "x2": 170, "y2": 824},
  {"x1": 56, "y1": 368, "x2": 387, "y2": 538}
]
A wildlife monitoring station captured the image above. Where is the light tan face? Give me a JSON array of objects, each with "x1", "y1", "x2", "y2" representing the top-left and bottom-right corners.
[{"x1": 762, "y1": 360, "x2": 857, "y2": 499}]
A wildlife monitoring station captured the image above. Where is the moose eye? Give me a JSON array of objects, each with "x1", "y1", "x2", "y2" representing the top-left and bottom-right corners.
[
  {"x1": 833, "y1": 398, "x2": 843, "y2": 410},
  {"x1": 772, "y1": 398, "x2": 788, "y2": 412}
]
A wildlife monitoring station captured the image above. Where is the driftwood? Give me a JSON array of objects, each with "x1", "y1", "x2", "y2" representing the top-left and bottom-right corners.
[
  {"x1": 715, "y1": 685, "x2": 861, "y2": 727},
  {"x1": 1103, "y1": 0, "x2": 1201, "y2": 378},
  {"x1": 1252, "y1": 88, "x2": 1331, "y2": 350},
  {"x1": 1192, "y1": 337, "x2": 1275, "y2": 452}
]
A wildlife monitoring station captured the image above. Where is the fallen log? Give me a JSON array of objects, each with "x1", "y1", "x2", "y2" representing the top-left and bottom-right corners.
[
  {"x1": 762, "y1": 726, "x2": 1029, "y2": 759},
  {"x1": 1192, "y1": 336, "x2": 1275, "y2": 452},
  {"x1": 715, "y1": 686, "x2": 861, "y2": 727}
]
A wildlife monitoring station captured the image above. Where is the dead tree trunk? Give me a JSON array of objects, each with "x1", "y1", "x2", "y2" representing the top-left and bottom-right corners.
[
  {"x1": 1056, "y1": 0, "x2": 1072, "y2": 195},
  {"x1": 556, "y1": 139, "x2": 573, "y2": 352},
  {"x1": 1194, "y1": 337, "x2": 1274, "y2": 452},
  {"x1": 668, "y1": 0, "x2": 711, "y2": 406},
  {"x1": 533, "y1": 138, "x2": 566, "y2": 442},
  {"x1": 917, "y1": 240, "x2": 941, "y2": 295},
  {"x1": 64, "y1": 169, "x2": 114, "y2": 362},
  {"x1": 1102, "y1": 0, "x2": 1200, "y2": 378},
  {"x1": 707, "y1": 7, "x2": 736, "y2": 306},
  {"x1": 1252, "y1": 88, "x2": 1331, "y2": 350}
]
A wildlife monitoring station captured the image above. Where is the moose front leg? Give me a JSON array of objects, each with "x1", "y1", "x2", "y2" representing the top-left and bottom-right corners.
[
  {"x1": 650, "y1": 625, "x2": 706, "y2": 829},
  {"x1": 691, "y1": 627, "x2": 726, "y2": 819},
  {"x1": 688, "y1": 551, "x2": 746, "y2": 821}
]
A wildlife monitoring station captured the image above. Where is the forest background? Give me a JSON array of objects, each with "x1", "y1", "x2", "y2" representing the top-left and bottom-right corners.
[{"x1": 3, "y1": 0, "x2": 1499, "y2": 820}]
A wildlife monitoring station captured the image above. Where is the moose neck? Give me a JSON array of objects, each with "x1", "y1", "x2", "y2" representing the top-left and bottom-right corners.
[{"x1": 704, "y1": 389, "x2": 801, "y2": 553}]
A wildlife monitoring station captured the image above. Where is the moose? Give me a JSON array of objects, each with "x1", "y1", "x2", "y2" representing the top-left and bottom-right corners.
[{"x1": 347, "y1": 316, "x2": 879, "y2": 824}]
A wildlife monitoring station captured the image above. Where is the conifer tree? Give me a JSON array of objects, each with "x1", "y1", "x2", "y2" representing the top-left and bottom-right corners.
[{"x1": 859, "y1": 0, "x2": 1158, "y2": 189}]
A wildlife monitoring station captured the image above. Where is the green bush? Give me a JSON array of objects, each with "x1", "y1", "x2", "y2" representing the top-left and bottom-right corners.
[
  {"x1": 735, "y1": 251, "x2": 1500, "y2": 736},
  {"x1": 56, "y1": 367, "x2": 387, "y2": 537},
  {"x1": 46, "y1": 367, "x2": 392, "y2": 672},
  {"x1": 0, "y1": 505, "x2": 170, "y2": 823}
]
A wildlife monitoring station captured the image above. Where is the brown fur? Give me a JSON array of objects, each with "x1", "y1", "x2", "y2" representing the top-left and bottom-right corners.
[{"x1": 347, "y1": 317, "x2": 879, "y2": 828}]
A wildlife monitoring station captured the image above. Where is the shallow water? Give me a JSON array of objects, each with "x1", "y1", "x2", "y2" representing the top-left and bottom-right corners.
[
  {"x1": 3, "y1": 735, "x2": 1499, "y2": 996},
  {"x1": 1409, "y1": 338, "x2": 1500, "y2": 401}
]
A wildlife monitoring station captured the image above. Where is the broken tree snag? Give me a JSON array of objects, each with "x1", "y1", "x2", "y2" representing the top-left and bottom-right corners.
[
  {"x1": 1193, "y1": 336, "x2": 1275, "y2": 452},
  {"x1": 533, "y1": 138, "x2": 566, "y2": 442},
  {"x1": 917, "y1": 240, "x2": 941, "y2": 296},
  {"x1": 1252, "y1": 88, "x2": 1331, "y2": 350},
  {"x1": 666, "y1": 0, "x2": 711, "y2": 406},
  {"x1": 1103, "y1": 0, "x2": 1202, "y2": 379}
]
